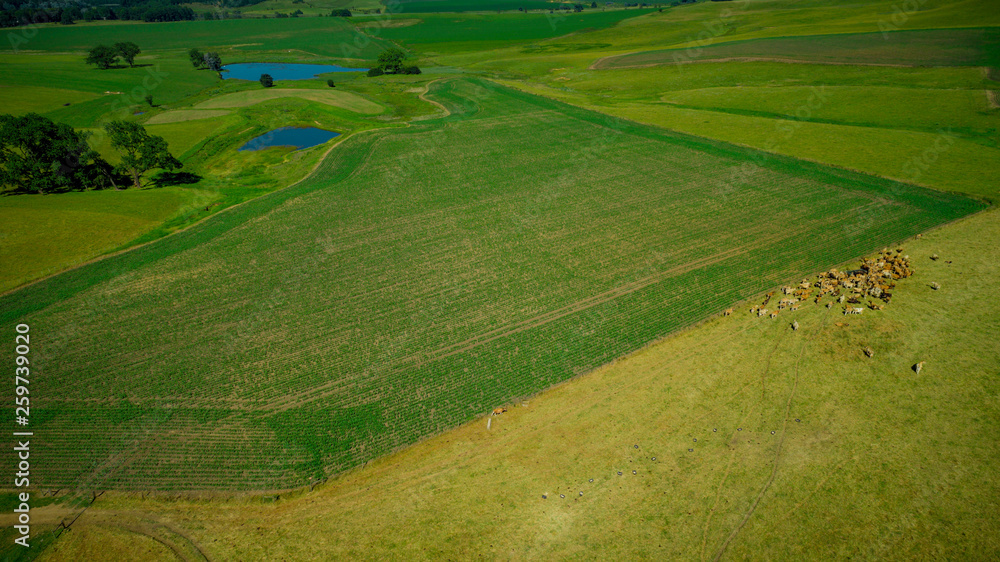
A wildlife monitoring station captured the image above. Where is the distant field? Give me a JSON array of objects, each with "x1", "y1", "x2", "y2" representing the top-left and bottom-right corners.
[
  {"x1": 0, "y1": 18, "x2": 390, "y2": 60},
  {"x1": 594, "y1": 27, "x2": 1000, "y2": 69},
  {"x1": 193, "y1": 88, "x2": 384, "y2": 114},
  {"x1": 374, "y1": 9, "x2": 654, "y2": 53},
  {"x1": 0, "y1": 78, "x2": 982, "y2": 491},
  {"x1": 394, "y1": 0, "x2": 569, "y2": 13}
]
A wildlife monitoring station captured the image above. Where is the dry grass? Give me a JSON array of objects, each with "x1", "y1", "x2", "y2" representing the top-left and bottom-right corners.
[
  {"x1": 145, "y1": 109, "x2": 232, "y2": 125},
  {"x1": 193, "y1": 89, "x2": 384, "y2": 115}
]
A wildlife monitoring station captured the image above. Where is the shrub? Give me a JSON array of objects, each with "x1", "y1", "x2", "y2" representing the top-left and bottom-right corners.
[
  {"x1": 260, "y1": 74, "x2": 274, "y2": 88},
  {"x1": 402, "y1": 65, "x2": 421, "y2": 75},
  {"x1": 326, "y1": 79, "x2": 336, "y2": 87},
  {"x1": 367, "y1": 67, "x2": 384, "y2": 77}
]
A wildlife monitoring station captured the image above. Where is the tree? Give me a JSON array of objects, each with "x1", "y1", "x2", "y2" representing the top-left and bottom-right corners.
[
  {"x1": 326, "y1": 79, "x2": 336, "y2": 87},
  {"x1": 104, "y1": 120, "x2": 181, "y2": 189},
  {"x1": 203, "y1": 52, "x2": 222, "y2": 72},
  {"x1": 86, "y1": 45, "x2": 118, "y2": 69},
  {"x1": 144, "y1": 94, "x2": 154, "y2": 106},
  {"x1": 60, "y1": 9, "x2": 74, "y2": 24},
  {"x1": 259, "y1": 73, "x2": 274, "y2": 87},
  {"x1": 402, "y1": 65, "x2": 421, "y2": 75},
  {"x1": 367, "y1": 67, "x2": 384, "y2": 77},
  {"x1": 115, "y1": 41, "x2": 140, "y2": 67},
  {"x1": 188, "y1": 48, "x2": 204, "y2": 68},
  {"x1": 0, "y1": 113, "x2": 113, "y2": 193},
  {"x1": 376, "y1": 47, "x2": 406, "y2": 73},
  {"x1": 330, "y1": 8, "x2": 351, "y2": 16}
]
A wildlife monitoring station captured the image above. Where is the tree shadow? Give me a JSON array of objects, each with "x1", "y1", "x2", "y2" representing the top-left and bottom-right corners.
[{"x1": 151, "y1": 171, "x2": 203, "y2": 187}]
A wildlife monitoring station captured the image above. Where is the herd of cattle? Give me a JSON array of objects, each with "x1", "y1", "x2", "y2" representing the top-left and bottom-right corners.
[{"x1": 723, "y1": 248, "x2": 915, "y2": 321}]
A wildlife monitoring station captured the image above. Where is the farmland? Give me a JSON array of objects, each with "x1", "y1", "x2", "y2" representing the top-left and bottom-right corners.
[
  {"x1": 0, "y1": 0, "x2": 998, "y2": 558},
  {"x1": 0, "y1": 77, "x2": 983, "y2": 493}
]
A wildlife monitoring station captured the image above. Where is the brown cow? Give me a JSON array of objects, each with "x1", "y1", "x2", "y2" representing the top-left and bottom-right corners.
[{"x1": 492, "y1": 407, "x2": 507, "y2": 416}]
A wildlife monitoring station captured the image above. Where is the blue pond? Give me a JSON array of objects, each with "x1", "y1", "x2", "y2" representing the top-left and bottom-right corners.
[
  {"x1": 221, "y1": 62, "x2": 367, "y2": 81},
  {"x1": 239, "y1": 127, "x2": 340, "y2": 152}
]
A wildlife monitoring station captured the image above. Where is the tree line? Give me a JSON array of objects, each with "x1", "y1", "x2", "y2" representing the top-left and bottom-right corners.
[{"x1": 0, "y1": 114, "x2": 181, "y2": 194}]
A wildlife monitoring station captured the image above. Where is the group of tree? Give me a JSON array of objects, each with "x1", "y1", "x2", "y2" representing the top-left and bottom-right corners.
[
  {"x1": 1, "y1": 0, "x2": 233, "y2": 27},
  {"x1": 189, "y1": 49, "x2": 223, "y2": 71},
  {"x1": 85, "y1": 42, "x2": 142, "y2": 70},
  {"x1": 330, "y1": 8, "x2": 352, "y2": 17},
  {"x1": 367, "y1": 48, "x2": 420, "y2": 77},
  {"x1": 0, "y1": 114, "x2": 181, "y2": 193}
]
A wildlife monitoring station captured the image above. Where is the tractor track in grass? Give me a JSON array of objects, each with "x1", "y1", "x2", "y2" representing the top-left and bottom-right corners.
[
  {"x1": 711, "y1": 311, "x2": 830, "y2": 561},
  {"x1": 259, "y1": 202, "x2": 879, "y2": 416}
]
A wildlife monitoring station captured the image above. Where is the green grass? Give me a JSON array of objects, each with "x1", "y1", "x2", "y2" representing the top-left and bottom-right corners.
[
  {"x1": 594, "y1": 27, "x2": 1000, "y2": 69},
  {"x1": 0, "y1": 85, "x2": 99, "y2": 115},
  {"x1": 0, "y1": 77, "x2": 982, "y2": 492},
  {"x1": 192, "y1": 87, "x2": 384, "y2": 114},
  {"x1": 393, "y1": 0, "x2": 579, "y2": 13},
  {"x1": 24, "y1": 203, "x2": 1000, "y2": 560},
  {"x1": 0, "y1": 188, "x2": 206, "y2": 294}
]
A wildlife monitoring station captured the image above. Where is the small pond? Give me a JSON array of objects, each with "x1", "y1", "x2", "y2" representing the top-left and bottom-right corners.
[
  {"x1": 221, "y1": 62, "x2": 368, "y2": 81},
  {"x1": 239, "y1": 127, "x2": 340, "y2": 152}
]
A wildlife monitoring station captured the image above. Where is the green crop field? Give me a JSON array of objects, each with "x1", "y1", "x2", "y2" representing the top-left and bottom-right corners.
[
  {"x1": 593, "y1": 28, "x2": 1000, "y2": 70},
  {"x1": 0, "y1": 18, "x2": 390, "y2": 60},
  {"x1": 0, "y1": 78, "x2": 983, "y2": 492}
]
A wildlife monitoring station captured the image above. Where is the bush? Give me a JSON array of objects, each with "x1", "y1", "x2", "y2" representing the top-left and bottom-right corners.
[
  {"x1": 402, "y1": 65, "x2": 421, "y2": 75},
  {"x1": 260, "y1": 74, "x2": 274, "y2": 88},
  {"x1": 331, "y1": 8, "x2": 351, "y2": 16},
  {"x1": 367, "y1": 67, "x2": 384, "y2": 77},
  {"x1": 326, "y1": 79, "x2": 336, "y2": 87}
]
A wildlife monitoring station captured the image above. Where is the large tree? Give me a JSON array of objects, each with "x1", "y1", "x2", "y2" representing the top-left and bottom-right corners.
[
  {"x1": 375, "y1": 47, "x2": 406, "y2": 74},
  {"x1": 203, "y1": 51, "x2": 222, "y2": 72},
  {"x1": 0, "y1": 113, "x2": 113, "y2": 193},
  {"x1": 188, "y1": 47, "x2": 204, "y2": 68},
  {"x1": 114, "y1": 41, "x2": 141, "y2": 67},
  {"x1": 104, "y1": 121, "x2": 182, "y2": 189},
  {"x1": 85, "y1": 44, "x2": 119, "y2": 69}
]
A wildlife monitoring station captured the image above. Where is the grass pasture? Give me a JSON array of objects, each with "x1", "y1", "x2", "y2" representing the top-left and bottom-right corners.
[
  {"x1": 0, "y1": 78, "x2": 983, "y2": 493},
  {"x1": 193, "y1": 87, "x2": 384, "y2": 114},
  {"x1": 0, "y1": 188, "x2": 208, "y2": 294}
]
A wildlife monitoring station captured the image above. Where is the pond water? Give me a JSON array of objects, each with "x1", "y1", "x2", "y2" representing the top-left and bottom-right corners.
[
  {"x1": 238, "y1": 127, "x2": 340, "y2": 152},
  {"x1": 221, "y1": 62, "x2": 367, "y2": 81}
]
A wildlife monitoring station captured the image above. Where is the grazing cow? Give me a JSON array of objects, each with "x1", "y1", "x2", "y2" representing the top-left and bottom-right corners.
[
  {"x1": 838, "y1": 295, "x2": 846, "y2": 303},
  {"x1": 930, "y1": 254, "x2": 939, "y2": 261},
  {"x1": 791, "y1": 320, "x2": 799, "y2": 331},
  {"x1": 844, "y1": 307, "x2": 863, "y2": 315},
  {"x1": 724, "y1": 308, "x2": 733, "y2": 316},
  {"x1": 868, "y1": 302, "x2": 884, "y2": 311},
  {"x1": 930, "y1": 282, "x2": 941, "y2": 290},
  {"x1": 769, "y1": 311, "x2": 779, "y2": 319},
  {"x1": 914, "y1": 361, "x2": 924, "y2": 374},
  {"x1": 847, "y1": 297, "x2": 861, "y2": 304},
  {"x1": 791, "y1": 304, "x2": 800, "y2": 311},
  {"x1": 782, "y1": 286, "x2": 794, "y2": 295},
  {"x1": 826, "y1": 302, "x2": 833, "y2": 309},
  {"x1": 758, "y1": 308, "x2": 769, "y2": 317},
  {"x1": 864, "y1": 346, "x2": 875, "y2": 358},
  {"x1": 492, "y1": 407, "x2": 507, "y2": 416}
]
